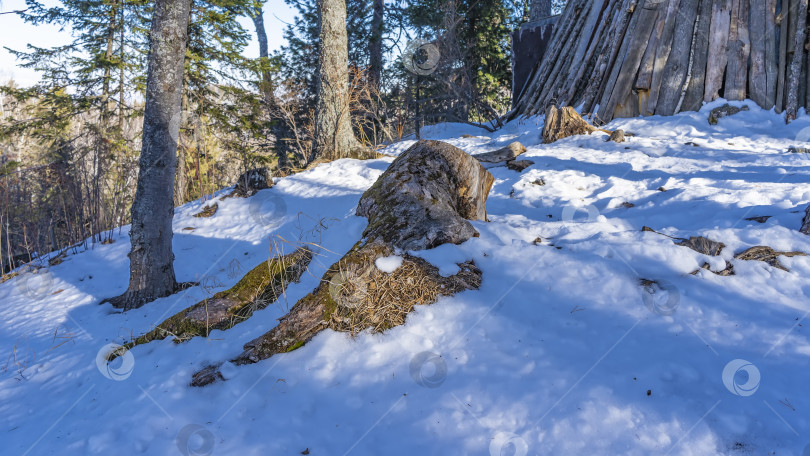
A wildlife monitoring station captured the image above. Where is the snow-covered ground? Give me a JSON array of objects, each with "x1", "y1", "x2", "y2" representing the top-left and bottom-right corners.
[{"x1": 2, "y1": 100, "x2": 810, "y2": 455}]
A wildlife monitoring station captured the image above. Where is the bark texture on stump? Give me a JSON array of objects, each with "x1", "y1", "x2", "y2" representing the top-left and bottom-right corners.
[
  {"x1": 512, "y1": 0, "x2": 810, "y2": 124},
  {"x1": 313, "y1": 0, "x2": 359, "y2": 161},
  {"x1": 190, "y1": 141, "x2": 492, "y2": 386},
  {"x1": 107, "y1": 0, "x2": 191, "y2": 311},
  {"x1": 356, "y1": 140, "x2": 494, "y2": 250},
  {"x1": 542, "y1": 106, "x2": 597, "y2": 143}
]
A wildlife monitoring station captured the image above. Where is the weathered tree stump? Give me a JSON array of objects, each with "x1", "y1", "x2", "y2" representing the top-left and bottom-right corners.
[
  {"x1": 191, "y1": 141, "x2": 493, "y2": 386},
  {"x1": 232, "y1": 168, "x2": 272, "y2": 197},
  {"x1": 356, "y1": 140, "x2": 494, "y2": 250},
  {"x1": 542, "y1": 106, "x2": 598, "y2": 143}
]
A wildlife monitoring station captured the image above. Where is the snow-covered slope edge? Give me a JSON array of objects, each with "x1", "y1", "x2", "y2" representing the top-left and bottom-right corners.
[{"x1": 1, "y1": 100, "x2": 809, "y2": 455}]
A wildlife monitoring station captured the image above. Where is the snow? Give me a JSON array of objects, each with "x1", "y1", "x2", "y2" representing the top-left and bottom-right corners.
[
  {"x1": 375, "y1": 256, "x2": 404, "y2": 273},
  {"x1": 2, "y1": 100, "x2": 810, "y2": 455}
]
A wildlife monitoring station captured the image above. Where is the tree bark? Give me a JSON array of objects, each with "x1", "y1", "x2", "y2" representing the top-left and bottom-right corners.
[
  {"x1": 107, "y1": 0, "x2": 191, "y2": 311},
  {"x1": 368, "y1": 0, "x2": 384, "y2": 92},
  {"x1": 313, "y1": 0, "x2": 359, "y2": 161},
  {"x1": 251, "y1": 2, "x2": 291, "y2": 172}
]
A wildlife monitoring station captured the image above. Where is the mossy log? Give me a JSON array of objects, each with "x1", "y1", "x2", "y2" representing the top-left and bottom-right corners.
[
  {"x1": 235, "y1": 241, "x2": 480, "y2": 362},
  {"x1": 190, "y1": 141, "x2": 492, "y2": 387},
  {"x1": 191, "y1": 241, "x2": 481, "y2": 386},
  {"x1": 126, "y1": 247, "x2": 312, "y2": 349}
]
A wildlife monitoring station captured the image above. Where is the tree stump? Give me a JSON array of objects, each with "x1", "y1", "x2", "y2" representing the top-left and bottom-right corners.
[
  {"x1": 191, "y1": 141, "x2": 493, "y2": 386},
  {"x1": 542, "y1": 106, "x2": 598, "y2": 144}
]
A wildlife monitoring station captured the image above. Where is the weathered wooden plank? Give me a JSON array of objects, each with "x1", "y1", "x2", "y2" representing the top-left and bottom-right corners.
[
  {"x1": 536, "y1": 1, "x2": 597, "y2": 112},
  {"x1": 584, "y1": 0, "x2": 637, "y2": 115},
  {"x1": 776, "y1": 0, "x2": 790, "y2": 111},
  {"x1": 615, "y1": 88, "x2": 641, "y2": 118},
  {"x1": 511, "y1": 0, "x2": 583, "y2": 117},
  {"x1": 788, "y1": 0, "x2": 799, "y2": 53},
  {"x1": 785, "y1": 0, "x2": 808, "y2": 121},
  {"x1": 724, "y1": 0, "x2": 750, "y2": 100},
  {"x1": 635, "y1": 1, "x2": 668, "y2": 91},
  {"x1": 704, "y1": 0, "x2": 732, "y2": 101},
  {"x1": 657, "y1": 0, "x2": 701, "y2": 115},
  {"x1": 645, "y1": 0, "x2": 682, "y2": 114},
  {"x1": 749, "y1": 0, "x2": 769, "y2": 106},
  {"x1": 597, "y1": 0, "x2": 646, "y2": 122},
  {"x1": 529, "y1": 0, "x2": 594, "y2": 115},
  {"x1": 802, "y1": 48, "x2": 810, "y2": 109},
  {"x1": 763, "y1": 0, "x2": 779, "y2": 108},
  {"x1": 565, "y1": 0, "x2": 615, "y2": 106},
  {"x1": 681, "y1": 0, "x2": 713, "y2": 111},
  {"x1": 600, "y1": 1, "x2": 662, "y2": 121}
]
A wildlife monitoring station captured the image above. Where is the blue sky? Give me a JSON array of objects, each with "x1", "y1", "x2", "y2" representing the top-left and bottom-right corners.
[{"x1": 0, "y1": 0, "x2": 297, "y2": 86}]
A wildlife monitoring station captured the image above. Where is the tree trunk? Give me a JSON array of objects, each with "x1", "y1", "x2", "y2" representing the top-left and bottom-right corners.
[
  {"x1": 107, "y1": 0, "x2": 191, "y2": 311},
  {"x1": 368, "y1": 0, "x2": 384, "y2": 92},
  {"x1": 313, "y1": 0, "x2": 359, "y2": 161},
  {"x1": 251, "y1": 2, "x2": 291, "y2": 172}
]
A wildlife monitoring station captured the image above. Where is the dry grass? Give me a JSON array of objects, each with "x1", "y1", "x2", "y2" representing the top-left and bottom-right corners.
[{"x1": 327, "y1": 252, "x2": 476, "y2": 335}]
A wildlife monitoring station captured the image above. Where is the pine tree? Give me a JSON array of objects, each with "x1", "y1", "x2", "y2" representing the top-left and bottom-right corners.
[
  {"x1": 313, "y1": 0, "x2": 360, "y2": 160},
  {"x1": 401, "y1": 0, "x2": 520, "y2": 130},
  {"x1": 3, "y1": 0, "x2": 146, "y2": 247},
  {"x1": 276, "y1": 0, "x2": 372, "y2": 103},
  {"x1": 107, "y1": 0, "x2": 192, "y2": 311}
]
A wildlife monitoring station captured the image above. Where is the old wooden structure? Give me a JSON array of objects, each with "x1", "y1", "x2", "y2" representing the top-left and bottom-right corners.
[{"x1": 511, "y1": 0, "x2": 810, "y2": 123}]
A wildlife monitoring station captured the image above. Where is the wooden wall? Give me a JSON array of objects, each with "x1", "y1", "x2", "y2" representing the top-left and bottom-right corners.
[{"x1": 511, "y1": 0, "x2": 810, "y2": 124}]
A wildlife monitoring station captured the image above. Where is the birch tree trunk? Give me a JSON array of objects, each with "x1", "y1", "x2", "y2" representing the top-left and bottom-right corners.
[
  {"x1": 108, "y1": 0, "x2": 191, "y2": 310},
  {"x1": 313, "y1": 0, "x2": 360, "y2": 161}
]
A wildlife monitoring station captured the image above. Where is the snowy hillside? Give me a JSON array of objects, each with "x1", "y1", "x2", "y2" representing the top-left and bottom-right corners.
[{"x1": 2, "y1": 100, "x2": 810, "y2": 455}]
